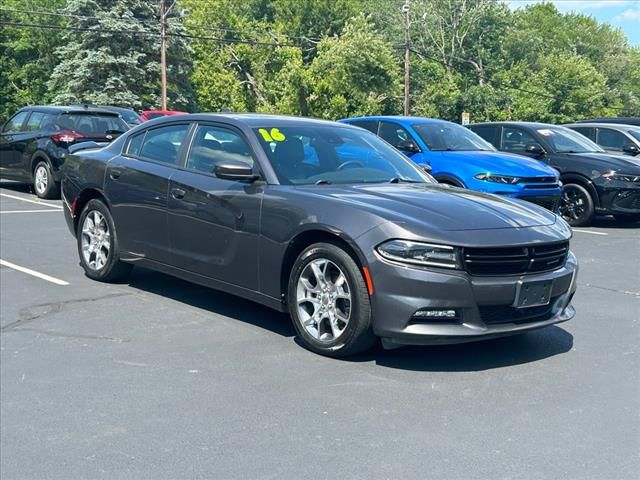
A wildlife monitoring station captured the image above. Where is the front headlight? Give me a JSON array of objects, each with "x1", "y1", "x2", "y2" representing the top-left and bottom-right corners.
[
  {"x1": 602, "y1": 171, "x2": 640, "y2": 183},
  {"x1": 474, "y1": 173, "x2": 521, "y2": 184},
  {"x1": 376, "y1": 240, "x2": 461, "y2": 269}
]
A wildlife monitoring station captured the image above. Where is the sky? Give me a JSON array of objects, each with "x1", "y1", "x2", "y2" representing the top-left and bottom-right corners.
[{"x1": 507, "y1": 0, "x2": 640, "y2": 45}]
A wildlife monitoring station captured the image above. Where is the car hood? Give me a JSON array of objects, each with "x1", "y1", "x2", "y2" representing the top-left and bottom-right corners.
[
  {"x1": 565, "y1": 152, "x2": 640, "y2": 172},
  {"x1": 438, "y1": 150, "x2": 557, "y2": 176},
  {"x1": 295, "y1": 183, "x2": 558, "y2": 231}
]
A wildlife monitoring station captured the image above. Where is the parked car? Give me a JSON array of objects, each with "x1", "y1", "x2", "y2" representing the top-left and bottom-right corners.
[
  {"x1": 62, "y1": 114, "x2": 577, "y2": 357},
  {"x1": 340, "y1": 116, "x2": 563, "y2": 212},
  {"x1": 574, "y1": 117, "x2": 640, "y2": 127},
  {"x1": 98, "y1": 106, "x2": 142, "y2": 128},
  {"x1": 565, "y1": 123, "x2": 640, "y2": 157},
  {"x1": 469, "y1": 122, "x2": 640, "y2": 226},
  {"x1": 0, "y1": 105, "x2": 128, "y2": 198},
  {"x1": 139, "y1": 110, "x2": 187, "y2": 122}
]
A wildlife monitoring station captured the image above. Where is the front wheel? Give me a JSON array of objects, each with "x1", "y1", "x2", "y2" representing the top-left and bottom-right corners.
[
  {"x1": 559, "y1": 183, "x2": 594, "y2": 227},
  {"x1": 33, "y1": 161, "x2": 60, "y2": 199},
  {"x1": 77, "y1": 199, "x2": 132, "y2": 282},
  {"x1": 288, "y1": 243, "x2": 376, "y2": 357}
]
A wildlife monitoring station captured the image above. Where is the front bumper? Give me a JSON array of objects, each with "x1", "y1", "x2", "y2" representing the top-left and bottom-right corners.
[
  {"x1": 596, "y1": 185, "x2": 640, "y2": 215},
  {"x1": 369, "y1": 251, "x2": 578, "y2": 347}
]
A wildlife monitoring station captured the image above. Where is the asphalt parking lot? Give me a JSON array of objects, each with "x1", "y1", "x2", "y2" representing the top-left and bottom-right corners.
[{"x1": 1, "y1": 181, "x2": 638, "y2": 480}]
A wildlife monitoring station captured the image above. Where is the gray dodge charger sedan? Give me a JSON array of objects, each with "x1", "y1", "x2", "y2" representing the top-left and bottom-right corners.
[{"x1": 61, "y1": 114, "x2": 578, "y2": 357}]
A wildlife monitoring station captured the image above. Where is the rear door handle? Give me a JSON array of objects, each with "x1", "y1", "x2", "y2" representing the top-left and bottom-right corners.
[
  {"x1": 109, "y1": 169, "x2": 121, "y2": 180},
  {"x1": 171, "y1": 188, "x2": 186, "y2": 199}
]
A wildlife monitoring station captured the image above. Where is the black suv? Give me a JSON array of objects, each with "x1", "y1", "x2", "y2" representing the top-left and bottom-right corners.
[
  {"x1": 0, "y1": 106, "x2": 128, "y2": 198},
  {"x1": 469, "y1": 122, "x2": 640, "y2": 226}
]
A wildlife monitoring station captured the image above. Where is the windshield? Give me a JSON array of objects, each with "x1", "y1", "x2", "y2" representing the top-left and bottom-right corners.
[
  {"x1": 412, "y1": 123, "x2": 496, "y2": 152},
  {"x1": 628, "y1": 128, "x2": 640, "y2": 142},
  {"x1": 537, "y1": 127, "x2": 604, "y2": 153},
  {"x1": 252, "y1": 125, "x2": 433, "y2": 185},
  {"x1": 57, "y1": 113, "x2": 128, "y2": 135}
]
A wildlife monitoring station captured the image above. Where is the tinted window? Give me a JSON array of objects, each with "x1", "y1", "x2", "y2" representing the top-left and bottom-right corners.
[
  {"x1": 349, "y1": 120, "x2": 378, "y2": 134},
  {"x1": 39, "y1": 113, "x2": 58, "y2": 131},
  {"x1": 470, "y1": 125, "x2": 500, "y2": 147},
  {"x1": 186, "y1": 125, "x2": 254, "y2": 175},
  {"x1": 25, "y1": 112, "x2": 47, "y2": 131},
  {"x1": 126, "y1": 131, "x2": 146, "y2": 156},
  {"x1": 571, "y1": 126, "x2": 595, "y2": 141},
  {"x1": 252, "y1": 125, "x2": 432, "y2": 186},
  {"x1": 139, "y1": 124, "x2": 189, "y2": 165},
  {"x1": 413, "y1": 122, "x2": 494, "y2": 151},
  {"x1": 597, "y1": 128, "x2": 627, "y2": 151},
  {"x1": 628, "y1": 128, "x2": 640, "y2": 142},
  {"x1": 58, "y1": 113, "x2": 128, "y2": 135},
  {"x1": 502, "y1": 127, "x2": 538, "y2": 151},
  {"x1": 378, "y1": 121, "x2": 412, "y2": 147},
  {"x1": 3, "y1": 111, "x2": 29, "y2": 133}
]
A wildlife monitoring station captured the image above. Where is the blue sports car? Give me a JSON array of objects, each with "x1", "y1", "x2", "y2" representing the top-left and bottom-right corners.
[{"x1": 340, "y1": 116, "x2": 563, "y2": 211}]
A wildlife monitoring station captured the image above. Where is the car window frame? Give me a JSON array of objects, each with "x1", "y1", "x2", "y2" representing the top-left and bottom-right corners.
[
  {"x1": 122, "y1": 122, "x2": 195, "y2": 168},
  {"x1": 2, "y1": 110, "x2": 30, "y2": 134},
  {"x1": 181, "y1": 121, "x2": 263, "y2": 180}
]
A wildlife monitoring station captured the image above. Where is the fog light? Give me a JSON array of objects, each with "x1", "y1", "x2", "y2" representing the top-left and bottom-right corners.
[{"x1": 413, "y1": 309, "x2": 459, "y2": 319}]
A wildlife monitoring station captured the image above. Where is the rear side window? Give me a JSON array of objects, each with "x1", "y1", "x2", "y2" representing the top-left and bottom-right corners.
[
  {"x1": 571, "y1": 126, "x2": 595, "y2": 141},
  {"x1": 349, "y1": 120, "x2": 378, "y2": 134},
  {"x1": 502, "y1": 127, "x2": 537, "y2": 151},
  {"x1": 25, "y1": 112, "x2": 47, "y2": 131},
  {"x1": 126, "y1": 132, "x2": 146, "y2": 156},
  {"x1": 597, "y1": 128, "x2": 627, "y2": 151},
  {"x1": 470, "y1": 125, "x2": 500, "y2": 147},
  {"x1": 58, "y1": 113, "x2": 128, "y2": 135},
  {"x1": 186, "y1": 125, "x2": 254, "y2": 174},
  {"x1": 3, "y1": 111, "x2": 29, "y2": 133},
  {"x1": 139, "y1": 124, "x2": 190, "y2": 165}
]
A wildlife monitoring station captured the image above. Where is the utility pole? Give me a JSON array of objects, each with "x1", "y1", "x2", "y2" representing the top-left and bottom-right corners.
[
  {"x1": 402, "y1": 0, "x2": 410, "y2": 116},
  {"x1": 160, "y1": 0, "x2": 168, "y2": 111}
]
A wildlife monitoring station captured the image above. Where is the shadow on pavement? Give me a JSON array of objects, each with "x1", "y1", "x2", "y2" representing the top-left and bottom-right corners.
[
  {"x1": 126, "y1": 267, "x2": 573, "y2": 372},
  {"x1": 0, "y1": 181, "x2": 33, "y2": 195},
  {"x1": 590, "y1": 215, "x2": 640, "y2": 229}
]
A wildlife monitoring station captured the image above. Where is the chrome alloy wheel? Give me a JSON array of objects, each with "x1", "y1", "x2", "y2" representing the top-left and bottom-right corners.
[
  {"x1": 81, "y1": 210, "x2": 111, "y2": 271},
  {"x1": 296, "y1": 258, "x2": 352, "y2": 343},
  {"x1": 34, "y1": 164, "x2": 48, "y2": 195}
]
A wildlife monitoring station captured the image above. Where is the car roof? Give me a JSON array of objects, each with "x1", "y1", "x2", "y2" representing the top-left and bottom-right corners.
[
  {"x1": 469, "y1": 121, "x2": 559, "y2": 129},
  {"x1": 19, "y1": 105, "x2": 119, "y2": 116},
  {"x1": 145, "y1": 112, "x2": 352, "y2": 129},
  {"x1": 343, "y1": 115, "x2": 455, "y2": 126},
  {"x1": 575, "y1": 117, "x2": 640, "y2": 126},
  {"x1": 564, "y1": 122, "x2": 640, "y2": 130}
]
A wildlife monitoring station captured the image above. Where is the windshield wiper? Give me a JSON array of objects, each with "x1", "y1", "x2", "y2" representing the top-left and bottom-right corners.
[
  {"x1": 388, "y1": 177, "x2": 421, "y2": 183},
  {"x1": 315, "y1": 179, "x2": 332, "y2": 185}
]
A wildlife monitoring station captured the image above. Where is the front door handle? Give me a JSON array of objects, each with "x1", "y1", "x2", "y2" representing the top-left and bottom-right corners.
[
  {"x1": 171, "y1": 188, "x2": 186, "y2": 199},
  {"x1": 109, "y1": 169, "x2": 121, "y2": 180}
]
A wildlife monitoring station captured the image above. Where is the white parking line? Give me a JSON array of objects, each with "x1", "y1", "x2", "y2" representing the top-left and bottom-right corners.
[
  {"x1": 0, "y1": 259, "x2": 69, "y2": 286},
  {"x1": 0, "y1": 193, "x2": 63, "y2": 209},
  {"x1": 573, "y1": 229, "x2": 608, "y2": 236},
  {"x1": 1, "y1": 209, "x2": 61, "y2": 214}
]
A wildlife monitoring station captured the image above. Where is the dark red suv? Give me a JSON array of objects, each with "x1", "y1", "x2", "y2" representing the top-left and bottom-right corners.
[{"x1": 0, "y1": 105, "x2": 128, "y2": 198}]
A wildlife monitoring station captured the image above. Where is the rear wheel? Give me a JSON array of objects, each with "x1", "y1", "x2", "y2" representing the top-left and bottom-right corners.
[
  {"x1": 288, "y1": 243, "x2": 376, "y2": 357},
  {"x1": 33, "y1": 160, "x2": 60, "y2": 199},
  {"x1": 559, "y1": 183, "x2": 594, "y2": 227},
  {"x1": 77, "y1": 199, "x2": 132, "y2": 282}
]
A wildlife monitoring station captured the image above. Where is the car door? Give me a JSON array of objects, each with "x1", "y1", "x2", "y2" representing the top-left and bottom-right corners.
[
  {"x1": 104, "y1": 122, "x2": 192, "y2": 264},
  {"x1": 0, "y1": 111, "x2": 30, "y2": 179},
  {"x1": 167, "y1": 123, "x2": 263, "y2": 290}
]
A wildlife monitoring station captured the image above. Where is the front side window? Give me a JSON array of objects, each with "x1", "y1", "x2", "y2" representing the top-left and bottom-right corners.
[
  {"x1": 537, "y1": 127, "x2": 603, "y2": 153},
  {"x1": 3, "y1": 111, "x2": 29, "y2": 133},
  {"x1": 597, "y1": 128, "x2": 628, "y2": 151},
  {"x1": 502, "y1": 127, "x2": 538, "y2": 151},
  {"x1": 378, "y1": 121, "x2": 412, "y2": 148},
  {"x1": 413, "y1": 122, "x2": 495, "y2": 152},
  {"x1": 252, "y1": 125, "x2": 432, "y2": 186},
  {"x1": 139, "y1": 124, "x2": 190, "y2": 165},
  {"x1": 186, "y1": 125, "x2": 255, "y2": 174}
]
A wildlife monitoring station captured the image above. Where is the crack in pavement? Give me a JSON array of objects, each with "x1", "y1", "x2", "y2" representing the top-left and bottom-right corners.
[
  {"x1": 577, "y1": 282, "x2": 640, "y2": 297},
  {"x1": 3, "y1": 327, "x2": 129, "y2": 342}
]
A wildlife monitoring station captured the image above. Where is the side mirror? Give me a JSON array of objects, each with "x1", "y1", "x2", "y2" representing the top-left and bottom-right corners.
[
  {"x1": 395, "y1": 140, "x2": 420, "y2": 154},
  {"x1": 622, "y1": 144, "x2": 639, "y2": 155},
  {"x1": 214, "y1": 160, "x2": 258, "y2": 181},
  {"x1": 525, "y1": 143, "x2": 545, "y2": 156},
  {"x1": 421, "y1": 164, "x2": 433, "y2": 174}
]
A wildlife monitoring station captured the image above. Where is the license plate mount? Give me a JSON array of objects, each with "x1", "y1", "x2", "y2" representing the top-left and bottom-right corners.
[{"x1": 513, "y1": 280, "x2": 553, "y2": 308}]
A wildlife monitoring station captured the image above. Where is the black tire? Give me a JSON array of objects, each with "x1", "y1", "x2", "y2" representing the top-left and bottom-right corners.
[
  {"x1": 33, "y1": 160, "x2": 60, "y2": 199},
  {"x1": 77, "y1": 199, "x2": 133, "y2": 282},
  {"x1": 288, "y1": 242, "x2": 376, "y2": 357},
  {"x1": 614, "y1": 213, "x2": 640, "y2": 224},
  {"x1": 559, "y1": 183, "x2": 595, "y2": 227},
  {"x1": 437, "y1": 178, "x2": 464, "y2": 188}
]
